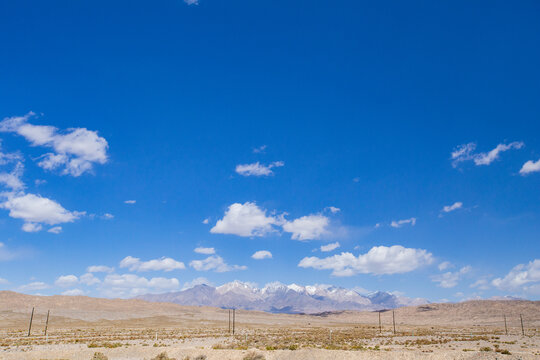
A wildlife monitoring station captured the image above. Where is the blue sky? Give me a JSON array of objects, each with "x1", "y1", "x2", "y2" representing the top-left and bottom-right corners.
[{"x1": 0, "y1": 0, "x2": 539, "y2": 301}]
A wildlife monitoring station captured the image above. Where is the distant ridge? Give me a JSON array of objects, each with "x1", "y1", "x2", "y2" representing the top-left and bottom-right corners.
[{"x1": 136, "y1": 281, "x2": 428, "y2": 314}]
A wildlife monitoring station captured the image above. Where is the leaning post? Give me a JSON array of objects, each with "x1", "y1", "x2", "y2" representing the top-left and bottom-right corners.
[{"x1": 27, "y1": 307, "x2": 34, "y2": 337}]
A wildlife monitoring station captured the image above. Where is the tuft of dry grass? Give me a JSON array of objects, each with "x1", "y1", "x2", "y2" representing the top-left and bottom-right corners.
[
  {"x1": 92, "y1": 352, "x2": 108, "y2": 360},
  {"x1": 243, "y1": 351, "x2": 265, "y2": 360}
]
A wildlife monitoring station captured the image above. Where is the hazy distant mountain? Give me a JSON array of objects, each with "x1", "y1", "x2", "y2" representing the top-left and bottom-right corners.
[{"x1": 137, "y1": 281, "x2": 429, "y2": 314}]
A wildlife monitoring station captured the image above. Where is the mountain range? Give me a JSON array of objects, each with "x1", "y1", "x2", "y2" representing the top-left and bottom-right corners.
[{"x1": 136, "y1": 281, "x2": 428, "y2": 314}]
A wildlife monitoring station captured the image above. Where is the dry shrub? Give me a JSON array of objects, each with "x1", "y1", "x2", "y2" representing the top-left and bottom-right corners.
[
  {"x1": 92, "y1": 353, "x2": 108, "y2": 360},
  {"x1": 152, "y1": 352, "x2": 176, "y2": 360},
  {"x1": 243, "y1": 351, "x2": 265, "y2": 360}
]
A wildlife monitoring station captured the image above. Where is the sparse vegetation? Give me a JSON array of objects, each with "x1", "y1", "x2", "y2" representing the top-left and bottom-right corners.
[
  {"x1": 151, "y1": 352, "x2": 176, "y2": 360},
  {"x1": 243, "y1": 351, "x2": 265, "y2": 360},
  {"x1": 92, "y1": 353, "x2": 108, "y2": 360}
]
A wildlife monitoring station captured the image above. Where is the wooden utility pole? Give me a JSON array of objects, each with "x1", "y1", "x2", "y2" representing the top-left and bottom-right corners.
[
  {"x1": 520, "y1": 314, "x2": 524, "y2": 336},
  {"x1": 392, "y1": 310, "x2": 396, "y2": 334},
  {"x1": 378, "y1": 311, "x2": 381, "y2": 333},
  {"x1": 44, "y1": 310, "x2": 50, "y2": 336},
  {"x1": 503, "y1": 314, "x2": 508, "y2": 335},
  {"x1": 27, "y1": 307, "x2": 34, "y2": 337},
  {"x1": 232, "y1": 309, "x2": 236, "y2": 335}
]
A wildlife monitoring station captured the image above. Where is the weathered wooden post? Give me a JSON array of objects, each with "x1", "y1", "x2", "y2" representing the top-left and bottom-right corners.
[
  {"x1": 378, "y1": 311, "x2": 381, "y2": 334},
  {"x1": 503, "y1": 314, "x2": 508, "y2": 335},
  {"x1": 44, "y1": 310, "x2": 50, "y2": 336},
  {"x1": 233, "y1": 308, "x2": 236, "y2": 335},
  {"x1": 392, "y1": 310, "x2": 396, "y2": 334},
  {"x1": 27, "y1": 307, "x2": 34, "y2": 337},
  {"x1": 228, "y1": 309, "x2": 231, "y2": 334},
  {"x1": 520, "y1": 314, "x2": 524, "y2": 336}
]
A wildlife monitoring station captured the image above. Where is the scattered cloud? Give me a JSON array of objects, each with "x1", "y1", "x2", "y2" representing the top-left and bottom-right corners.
[
  {"x1": 451, "y1": 141, "x2": 524, "y2": 168},
  {"x1": 325, "y1": 206, "x2": 340, "y2": 214},
  {"x1": 194, "y1": 247, "x2": 215, "y2": 255},
  {"x1": 235, "y1": 161, "x2": 284, "y2": 177},
  {"x1": 211, "y1": 202, "x2": 279, "y2": 237},
  {"x1": 190, "y1": 255, "x2": 247, "y2": 272},
  {"x1": 252, "y1": 145, "x2": 267, "y2": 153},
  {"x1": 119, "y1": 256, "x2": 185, "y2": 272},
  {"x1": 252, "y1": 250, "x2": 272, "y2": 260},
  {"x1": 202, "y1": 218, "x2": 209, "y2": 224},
  {"x1": 54, "y1": 274, "x2": 79, "y2": 287},
  {"x1": 0, "y1": 161, "x2": 25, "y2": 191},
  {"x1": 124, "y1": 200, "x2": 136, "y2": 204},
  {"x1": 390, "y1": 217, "x2": 416, "y2": 228},
  {"x1": 48, "y1": 226, "x2": 62, "y2": 234},
  {"x1": 0, "y1": 242, "x2": 19, "y2": 261},
  {"x1": 283, "y1": 214, "x2": 329, "y2": 241},
  {"x1": 0, "y1": 277, "x2": 8, "y2": 284},
  {"x1": 182, "y1": 277, "x2": 212, "y2": 290},
  {"x1": 80, "y1": 273, "x2": 101, "y2": 285},
  {"x1": 438, "y1": 261, "x2": 453, "y2": 271},
  {"x1": 298, "y1": 245, "x2": 433, "y2": 276},
  {"x1": 18, "y1": 281, "x2": 50, "y2": 292},
  {"x1": 22, "y1": 222, "x2": 42, "y2": 233},
  {"x1": 62, "y1": 289, "x2": 85, "y2": 296},
  {"x1": 492, "y1": 259, "x2": 540, "y2": 293},
  {"x1": 0, "y1": 112, "x2": 109, "y2": 176},
  {"x1": 431, "y1": 266, "x2": 471, "y2": 288},
  {"x1": 87, "y1": 265, "x2": 114, "y2": 273},
  {"x1": 102, "y1": 213, "x2": 114, "y2": 220},
  {"x1": 320, "y1": 242, "x2": 340, "y2": 252},
  {"x1": 184, "y1": 0, "x2": 199, "y2": 5},
  {"x1": 470, "y1": 278, "x2": 490, "y2": 290},
  {"x1": 520, "y1": 159, "x2": 540, "y2": 175},
  {"x1": 442, "y1": 202, "x2": 463, "y2": 213},
  {"x1": 99, "y1": 274, "x2": 180, "y2": 298}
]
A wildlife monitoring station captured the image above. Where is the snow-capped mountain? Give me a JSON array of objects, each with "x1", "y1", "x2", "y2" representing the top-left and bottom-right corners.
[{"x1": 137, "y1": 281, "x2": 428, "y2": 314}]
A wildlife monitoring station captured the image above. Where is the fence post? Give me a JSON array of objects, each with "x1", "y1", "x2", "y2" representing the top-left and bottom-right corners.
[
  {"x1": 27, "y1": 307, "x2": 34, "y2": 337},
  {"x1": 378, "y1": 311, "x2": 381, "y2": 334},
  {"x1": 44, "y1": 310, "x2": 50, "y2": 336},
  {"x1": 520, "y1": 314, "x2": 524, "y2": 336},
  {"x1": 233, "y1": 308, "x2": 236, "y2": 335},
  {"x1": 392, "y1": 310, "x2": 396, "y2": 334},
  {"x1": 228, "y1": 309, "x2": 231, "y2": 334},
  {"x1": 503, "y1": 314, "x2": 507, "y2": 335}
]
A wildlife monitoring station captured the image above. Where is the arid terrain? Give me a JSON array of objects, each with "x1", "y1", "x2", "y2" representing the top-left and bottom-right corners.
[{"x1": 0, "y1": 291, "x2": 539, "y2": 359}]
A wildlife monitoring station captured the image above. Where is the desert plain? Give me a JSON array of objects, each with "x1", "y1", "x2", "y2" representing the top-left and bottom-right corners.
[{"x1": 0, "y1": 291, "x2": 539, "y2": 359}]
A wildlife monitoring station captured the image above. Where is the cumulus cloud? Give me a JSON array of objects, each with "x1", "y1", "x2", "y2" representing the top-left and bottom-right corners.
[
  {"x1": 22, "y1": 222, "x2": 42, "y2": 233},
  {"x1": 80, "y1": 273, "x2": 101, "y2": 285},
  {"x1": 194, "y1": 247, "x2": 215, "y2": 255},
  {"x1": 100, "y1": 273, "x2": 180, "y2": 298},
  {"x1": 325, "y1": 206, "x2": 341, "y2": 214},
  {"x1": 298, "y1": 245, "x2": 433, "y2": 276},
  {"x1": 0, "y1": 112, "x2": 109, "y2": 176},
  {"x1": 211, "y1": 202, "x2": 279, "y2": 237},
  {"x1": 61, "y1": 289, "x2": 85, "y2": 296},
  {"x1": 48, "y1": 226, "x2": 62, "y2": 234},
  {"x1": 438, "y1": 261, "x2": 453, "y2": 271},
  {"x1": 470, "y1": 278, "x2": 490, "y2": 290},
  {"x1": 451, "y1": 141, "x2": 524, "y2": 168},
  {"x1": 492, "y1": 259, "x2": 540, "y2": 292},
  {"x1": 182, "y1": 277, "x2": 212, "y2": 290},
  {"x1": 431, "y1": 266, "x2": 471, "y2": 288},
  {"x1": 320, "y1": 242, "x2": 340, "y2": 252},
  {"x1": 55, "y1": 274, "x2": 79, "y2": 287},
  {"x1": 251, "y1": 250, "x2": 272, "y2": 259},
  {"x1": 87, "y1": 265, "x2": 114, "y2": 273},
  {"x1": 390, "y1": 217, "x2": 416, "y2": 228},
  {"x1": 442, "y1": 202, "x2": 463, "y2": 213},
  {"x1": 202, "y1": 218, "x2": 209, "y2": 224},
  {"x1": 190, "y1": 255, "x2": 247, "y2": 272},
  {"x1": 0, "y1": 161, "x2": 25, "y2": 191},
  {"x1": 520, "y1": 159, "x2": 540, "y2": 175},
  {"x1": 119, "y1": 256, "x2": 185, "y2": 272},
  {"x1": 18, "y1": 281, "x2": 50, "y2": 292},
  {"x1": 283, "y1": 214, "x2": 329, "y2": 240},
  {"x1": 235, "y1": 161, "x2": 284, "y2": 177},
  {"x1": 0, "y1": 193, "x2": 83, "y2": 231}
]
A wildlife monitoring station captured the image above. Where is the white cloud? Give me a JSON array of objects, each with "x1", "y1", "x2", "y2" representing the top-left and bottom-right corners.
[
  {"x1": 451, "y1": 141, "x2": 524, "y2": 168},
  {"x1": 194, "y1": 247, "x2": 215, "y2": 255},
  {"x1": 520, "y1": 159, "x2": 540, "y2": 175},
  {"x1": 87, "y1": 265, "x2": 114, "y2": 273},
  {"x1": 252, "y1": 145, "x2": 267, "y2": 154},
  {"x1": 211, "y1": 202, "x2": 279, "y2": 237},
  {"x1": 0, "y1": 142, "x2": 22, "y2": 165},
  {"x1": 190, "y1": 255, "x2": 247, "y2": 272},
  {"x1": 470, "y1": 278, "x2": 490, "y2": 290},
  {"x1": 62, "y1": 289, "x2": 85, "y2": 296},
  {"x1": 325, "y1": 206, "x2": 341, "y2": 214},
  {"x1": 235, "y1": 161, "x2": 284, "y2": 177},
  {"x1": 0, "y1": 112, "x2": 109, "y2": 176},
  {"x1": 22, "y1": 222, "x2": 42, "y2": 233},
  {"x1": 320, "y1": 242, "x2": 340, "y2": 252},
  {"x1": 102, "y1": 213, "x2": 114, "y2": 220},
  {"x1": 492, "y1": 259, "x2": 540, "y2": 292},
  {"x1": 184, "y1": 0, "x2": 199, "y2": 5},
  {"x1": 0, "y1": 277, "x2": 8, "y2": 284},
  {"x1": 442, "y1": 202, "x2": 463, "y2": 213},
  {"x1": 124, "y1": 200, "x2": 136, "y2": 204},
  {"x1": 390, "y1": 217, "x2": 416, "y2": 228},
  {"x1": 48, "y1": 226, "x2": 62, "y2": 234},
  {"x1": 100, "y1": 274, "x2": 180, "y2": 298},
  {"x1": 252, "y1": 250, "x2": 272, "y2": 259},
  {"x1": 80, "y1": 273, "x2": 101, "y2": 285},
  {"x1": 202, "y1": 218, "x2": 209, "y2": 224},
  {"x1": 283, "y1": 214, "x2": 329, "y2": 241},
  {"x1": 0, "y1": 193, "x2": 83, "y2": 226},
  {"x1": 182, "y1": 277, "x2": 212, "y2": 290},
  {"x1": 18, "y1": 281, "x2": 50, "y2": 292},
  {"x1": 0, "y1": 161, "x2": 25, "y2": 191},
  {"x1": 431, "y1": 266, "x2": 471, "y2": 288},
  {"x1": 119, "y1": 256, "x2": 185, "y2": 272},
  {"x1": 55, "y1": 274, "x2": 79, "y2": 287},
  {"x1": 438, "y1": 261, "x2": 453, "y2": 271},
  {"x1": 0, "y1": 242, "x2": 18, "y2": 261},
  {"x1": 298, "y1": 245, "x2": 433, "y2": 276}
]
